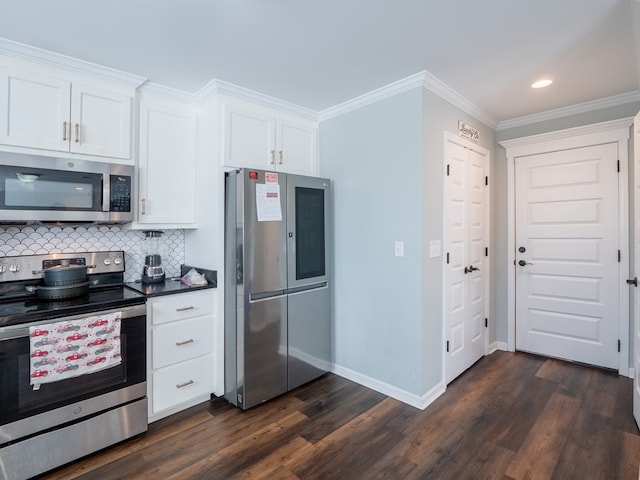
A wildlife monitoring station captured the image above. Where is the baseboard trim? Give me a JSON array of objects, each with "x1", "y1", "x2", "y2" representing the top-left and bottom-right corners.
[{"x1": 331, "y1": 363, "x2": 445, "y2": 410}]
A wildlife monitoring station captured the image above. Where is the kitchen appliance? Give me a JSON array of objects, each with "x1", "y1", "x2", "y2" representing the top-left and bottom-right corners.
[
  {"x1": 0, "y1": 251, "x2": 147, "y2": 480},
  {"x1": 0, "y1": 151, "x2": 134, "y2": 223},
  {"x1": 224, "y1": 169, "x2": 331, "y2": 410},
  {"x1": 141, "y1": 230, "x2": 165, "y2": 283}
]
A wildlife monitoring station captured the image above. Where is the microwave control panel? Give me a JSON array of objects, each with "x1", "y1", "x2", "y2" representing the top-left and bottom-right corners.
[{"x1": 110, "y1": 175, "x2": 131, "y2": 213}]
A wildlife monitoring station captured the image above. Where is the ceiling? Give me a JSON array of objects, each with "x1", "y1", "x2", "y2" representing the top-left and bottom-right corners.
[{"x1": 1, "y1": 0, "x2": 639, "y2": 126}]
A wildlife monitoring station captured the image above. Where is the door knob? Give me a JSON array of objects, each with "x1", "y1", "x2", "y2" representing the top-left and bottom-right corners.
[
  {"x1": 518, "y1": 260, "x2": 533, "y2": 266},
  {"x1": 464, "y1": 265, "x2": 480, "y2": 274},
  {"x1": 518, "y1": 246, "x2": 526, "y2": 253}
]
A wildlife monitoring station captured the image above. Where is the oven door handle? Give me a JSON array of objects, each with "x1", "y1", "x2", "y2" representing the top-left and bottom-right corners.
[{"x1": 0, "y1": 303, "x2": 146, "y2": 340}]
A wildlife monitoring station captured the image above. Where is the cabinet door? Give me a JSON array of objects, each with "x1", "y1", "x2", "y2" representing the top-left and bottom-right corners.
[
  {"x1": 138, "y1": 100, "x2": 196, "y2": 225},
  {"x1": 277, "y1": 116, "x2": 318, "y2": 175},
  {"x1": 70, "y1": 83, "x2": 132, "y2": 159},
  {"x1": 222, "y1": 102, "x2": 276, "y2": 170},
  {"x1": 0, "y1": 67, "x2": 70, "y2": 152}
]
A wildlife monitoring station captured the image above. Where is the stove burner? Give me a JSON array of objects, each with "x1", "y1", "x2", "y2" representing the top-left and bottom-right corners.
[{"x1": 0, "y1": 251, "x2": 145, "y2": 327}]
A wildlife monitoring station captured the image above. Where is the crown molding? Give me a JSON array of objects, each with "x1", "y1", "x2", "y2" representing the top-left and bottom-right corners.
[
  {"x1": 0, "y1": 37, "x2": 146, "y2": 88},
  {"x1": 318, "y1": 72, "x2": 425, "y2": 122},
  {"x1": 421, "y1": 71, "x2": 497, "y2": 129},
  {"x1": 195, "y1": 78, "x2": 317, "y2": 120},
  {"x1": 497, "y1": 91, "x2": 640, "y2": 130},
  {"x1": 138, "y1": 81, "x2": 197, "y2": 105},
  {"x1": 318, "y1": 70, "x2": 497, "y2": 129},
  {"x1": 499, "y1": 117, "x2": 633, "y2": 157}
]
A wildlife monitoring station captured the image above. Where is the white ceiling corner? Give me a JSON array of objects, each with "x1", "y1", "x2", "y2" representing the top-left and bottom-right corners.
[{"x1": 0, "y1": 0, "x2": 637, "y2": 126}]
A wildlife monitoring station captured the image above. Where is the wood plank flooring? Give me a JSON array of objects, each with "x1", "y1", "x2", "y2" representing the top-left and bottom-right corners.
[{"x1": 38, "y1": 351, "x2": 640, "y2": 480}]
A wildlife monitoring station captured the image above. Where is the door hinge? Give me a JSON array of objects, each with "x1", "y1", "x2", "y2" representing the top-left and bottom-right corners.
[
  {"x1": 485, "y1": 318, "x2": 488, "y2": 328},
  {"x1": 447, "y1": 164, "x2": 450, "y2": 176},
  {"x1": 618, "y1": 250, "x2": 621, "y2": 262},
  {"x1": 446, "y1": 252, "x2": 450, "y2": 264},
  {"x1": 485, "y1": 247, "x2": 488, "y2": 257},
  {"x1": 485, "y1": 176, "x2": 488, "y2": 186},
  {"x1": 618, "y1": 339, "x2": 621, "y2": 352},
  {"x1": 446, "y1": 340, "x2": 450, "y2": 352}
]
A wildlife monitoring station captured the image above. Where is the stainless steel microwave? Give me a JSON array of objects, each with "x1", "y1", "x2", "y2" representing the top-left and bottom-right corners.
[{"x1": 0, "y1": 152, "x2": 134, "y2": 223}]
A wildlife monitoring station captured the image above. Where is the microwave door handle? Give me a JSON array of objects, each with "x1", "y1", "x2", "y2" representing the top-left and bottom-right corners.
[{"x1": 102, "y1": 177, "x2": 110, "y2": 212}]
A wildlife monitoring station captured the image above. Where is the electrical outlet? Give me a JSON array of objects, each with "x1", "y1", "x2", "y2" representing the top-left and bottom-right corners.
[{"x1": 395, "y1": 241, "x2": 404, "y2": 257}]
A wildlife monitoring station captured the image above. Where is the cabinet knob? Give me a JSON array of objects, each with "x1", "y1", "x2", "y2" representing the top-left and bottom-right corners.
[
  {"x1": 270, "y1": 150, "x2": 275, "y2": 165},
  {"x1": 278, "y1": 150, "x2": 283, "y2": 165},
  {"x1": 141, "y1": 198, "x2": 146, "y2": 215},
  {"x1": 74, "y1": 123, "x2": 79, "y2": 143},
  {"x1": 175, "y1": 339, "x2": 195, "y2": 346},
  {"x1": 62, "y1": 121, "x2": 68, "y2": 141}
]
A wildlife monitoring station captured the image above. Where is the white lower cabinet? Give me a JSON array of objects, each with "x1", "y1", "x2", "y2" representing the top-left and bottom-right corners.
[
  {"x1": 152, "y1": 354, "x2": 213, "y2": 413},
  {"x1": 147, "y1": 289, "x2": 214, "y2": 422}
]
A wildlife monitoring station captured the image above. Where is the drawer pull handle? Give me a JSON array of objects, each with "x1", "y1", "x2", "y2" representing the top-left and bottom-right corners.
[
  {"x1": 176, "y1": 380, "x2": 194, "y2": 389},
  {"x1": 176, "y1": 306, "x2": 194, "y2": 312},
  {"x1": 175, "y1": 339, "x2": 194, "y2": 346}
]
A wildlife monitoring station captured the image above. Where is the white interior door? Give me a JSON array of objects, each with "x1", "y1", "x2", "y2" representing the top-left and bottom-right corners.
[
  {"x1": 515, "y1": 143, "x2": 620, "y2": 369},
  {"x1": 444, "y1": 137, "x2": 488, "y2": 384},
  {"x1": 633, "y1": 111, "x2": 640, "y2": 428}
]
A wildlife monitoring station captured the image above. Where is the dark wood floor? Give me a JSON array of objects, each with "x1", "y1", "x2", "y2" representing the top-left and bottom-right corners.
[{"x1": 39, "y1": 351, "x2": 640, "y2": 480}]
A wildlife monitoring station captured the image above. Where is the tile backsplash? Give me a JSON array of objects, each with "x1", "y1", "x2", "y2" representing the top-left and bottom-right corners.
[{"x1": 0, "y1": 225, "x2": 185, "y2": 283}]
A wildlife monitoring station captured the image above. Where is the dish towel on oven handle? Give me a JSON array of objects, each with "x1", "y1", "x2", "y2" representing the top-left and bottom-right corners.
[{"x1": 29, "y1": 311, "x2": 122, "y2": 388}]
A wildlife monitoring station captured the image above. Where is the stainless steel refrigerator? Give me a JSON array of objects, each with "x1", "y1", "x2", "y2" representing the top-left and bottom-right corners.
[{"x1": 224, "y1": 168, "x2": 331, "y2": 410}]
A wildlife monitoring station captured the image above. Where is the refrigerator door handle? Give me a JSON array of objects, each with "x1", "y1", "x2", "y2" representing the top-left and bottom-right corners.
[
  {"x1": 249, "y1": 290, "x2": 286, "y2": 302},
  {"x1": 285, "y1": 282, "x2": 328, "y2": 295}
]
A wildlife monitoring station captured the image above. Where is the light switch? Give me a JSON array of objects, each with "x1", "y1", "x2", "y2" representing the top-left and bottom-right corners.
[{"x1": 395, "y1": 241, "x2": 404, "y2": 257}]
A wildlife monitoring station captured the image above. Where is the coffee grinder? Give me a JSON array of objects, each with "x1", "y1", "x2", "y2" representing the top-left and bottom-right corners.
[{"x1": 141, "y1": 230, "x2": 165, "y2": 283}]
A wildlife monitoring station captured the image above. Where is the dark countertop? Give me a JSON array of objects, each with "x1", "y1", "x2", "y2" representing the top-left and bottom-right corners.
[{"x1": 125, "y1": 265, "x2": 217, "y2": 298}]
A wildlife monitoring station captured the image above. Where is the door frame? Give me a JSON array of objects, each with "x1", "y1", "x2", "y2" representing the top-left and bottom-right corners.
[
  {"x1": 442, "y1": 131, "x2": 491, "y2": 383},
  {"x1": 500, "y1": 118, "x2": 633, "y2": 375}
]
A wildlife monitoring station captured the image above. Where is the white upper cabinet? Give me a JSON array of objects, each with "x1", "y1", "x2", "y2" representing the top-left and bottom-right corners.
[
  {"x1": 136, "y1": 97, "x2": 197, "y2": 227},
  {"x1": 70, "y1": 83, "x2": 132, "y2": 159},
  {"x1": 221, "y1": 99, "x2": 318, "y2": 176},
  {"x1": 0, "y1": 66, "x2": 133, "y2": 162}
]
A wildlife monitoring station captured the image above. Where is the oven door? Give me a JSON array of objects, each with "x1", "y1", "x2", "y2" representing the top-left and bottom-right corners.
[{"x1": 0, "y1": 304, "x2": 146, "y2": 444}]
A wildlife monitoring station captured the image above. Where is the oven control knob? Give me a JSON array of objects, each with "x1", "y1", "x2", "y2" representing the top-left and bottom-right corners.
[
  {"x1": 103, "y1": 258, "x2": 112, "y2": 266},
  {"x1": 113, "y1": 258, "x2": 122, "y2": 266},
  {"x1": 9, "y1": 263, "x2": 20, "y2": 273},
  {"x1": 0, "y1": 264, "x2": 6, "y2": 274}
]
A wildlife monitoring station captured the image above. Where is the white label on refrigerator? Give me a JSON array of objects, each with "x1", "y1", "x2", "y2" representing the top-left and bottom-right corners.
[
  {"x1": 265, "y1": 172, "x2": 278, "y2": 184},
  {"x1": 256, "y1": 183, "x2": 282, "y2": 221}
]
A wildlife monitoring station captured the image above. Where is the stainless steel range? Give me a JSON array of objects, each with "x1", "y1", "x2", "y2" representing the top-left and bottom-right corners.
[{"x1": 0, "y1": 251, "x2": 147, "y2": 480}]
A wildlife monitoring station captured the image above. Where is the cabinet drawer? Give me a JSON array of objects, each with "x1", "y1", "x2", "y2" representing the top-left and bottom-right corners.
[
  {"x1": 151, "y1": 290, "x2": 213, "y2": 325},
  {"x1": 152, "y1": 354, "x2": 213, "y2": 413},
  {"x1": 153, "y1": 315, "x2": 213, "y2": 369}
]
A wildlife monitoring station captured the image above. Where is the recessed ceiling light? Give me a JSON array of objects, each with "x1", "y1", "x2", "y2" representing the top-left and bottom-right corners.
[{"x1": 531, "y1": 79, "x2": 553, "y2": 89}]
